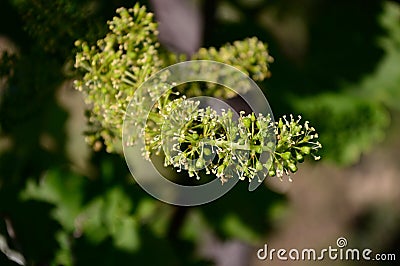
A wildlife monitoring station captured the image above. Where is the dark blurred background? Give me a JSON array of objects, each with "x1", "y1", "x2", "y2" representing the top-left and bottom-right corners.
[{"x1": 1, "y1": 0, "x2": 400, "y2": 265}]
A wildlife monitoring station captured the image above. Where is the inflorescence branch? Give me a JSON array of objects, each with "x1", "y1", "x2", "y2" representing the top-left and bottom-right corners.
[{"x1": 74, "y1": 4, "x2": 322, "y2": 183}]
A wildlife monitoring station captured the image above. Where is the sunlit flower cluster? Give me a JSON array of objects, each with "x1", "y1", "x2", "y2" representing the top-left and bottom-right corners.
[
  {"x1": 74, "y1": 4, "x2": 322, "y2": 182},
  {"x1": 74, "y1": 4, "x2": 162, "y2": 152},
  {"x1": 146, "y1": 98, "x2": 321, "y2": 182}
]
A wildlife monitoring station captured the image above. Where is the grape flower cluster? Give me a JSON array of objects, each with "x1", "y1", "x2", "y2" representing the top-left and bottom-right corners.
[
  {"x1": 74, "y1": 3, "x2": 322, "y2": 183},
  {"x1": 144, "y1": 97, "x2": 321, "y2": 182}
]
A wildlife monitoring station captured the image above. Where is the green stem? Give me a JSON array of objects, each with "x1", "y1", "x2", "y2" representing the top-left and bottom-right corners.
[
  {"x1": 147, "y1": 111, "x2": 163, "y2": 124},
  {"x1": 204, "y1": 139, "x2": 274, "y2": 153}
]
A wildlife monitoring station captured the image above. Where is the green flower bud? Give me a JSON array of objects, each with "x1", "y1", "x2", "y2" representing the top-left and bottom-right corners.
[
  {"x1": 256, "y1": 161, "x2": 263, "y2": 171},
  {"x1": 281, "y1": 151, "x2": 291, "y2": 160},
  {"x1": 256, "y1": 120, "x2": 261, "y2": 129},
  {"x1": 192, "y1": 133, "x2": 199, "y2": 140},
  {"x1": 242, "y1": 117, "x2": 251, "y2": 128},
  {"x1": 255, "y1": 146, "x2": 263, "y2": 154},
  {"x1": 300, "y1": 146, "x2": 311, "y2": 155},
  {"x1": 251, "y1": 113, "x2": 256, "y2": 122},
  {"x1": 295, "y1": 151, "x2": 304, "y2": 163},
  {"x1": 278, "y1": 118, "x2": 283, "y2": 128},
  {"x1": 196, "y1": 159, "x2": 205, "y2": 169},
  {"x1": 288, "y1": 163, "x2": 298, "y2": 173},
  {"x1": 268, "y1": 169, "x2": 276, "y2": 177},
  {"x1": 203, "y1": 147, "x2": 212, "y2": 156}
]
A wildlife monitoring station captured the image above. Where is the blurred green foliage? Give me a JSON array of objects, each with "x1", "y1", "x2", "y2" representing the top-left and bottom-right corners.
[{"x1": 1, "y1": 0, "x2": 400, "y2": 265}]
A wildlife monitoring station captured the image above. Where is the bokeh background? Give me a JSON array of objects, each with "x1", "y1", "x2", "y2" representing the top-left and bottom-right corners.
[{"x1": 1, "y1": 0, "x2": 400, "y2": 265}]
